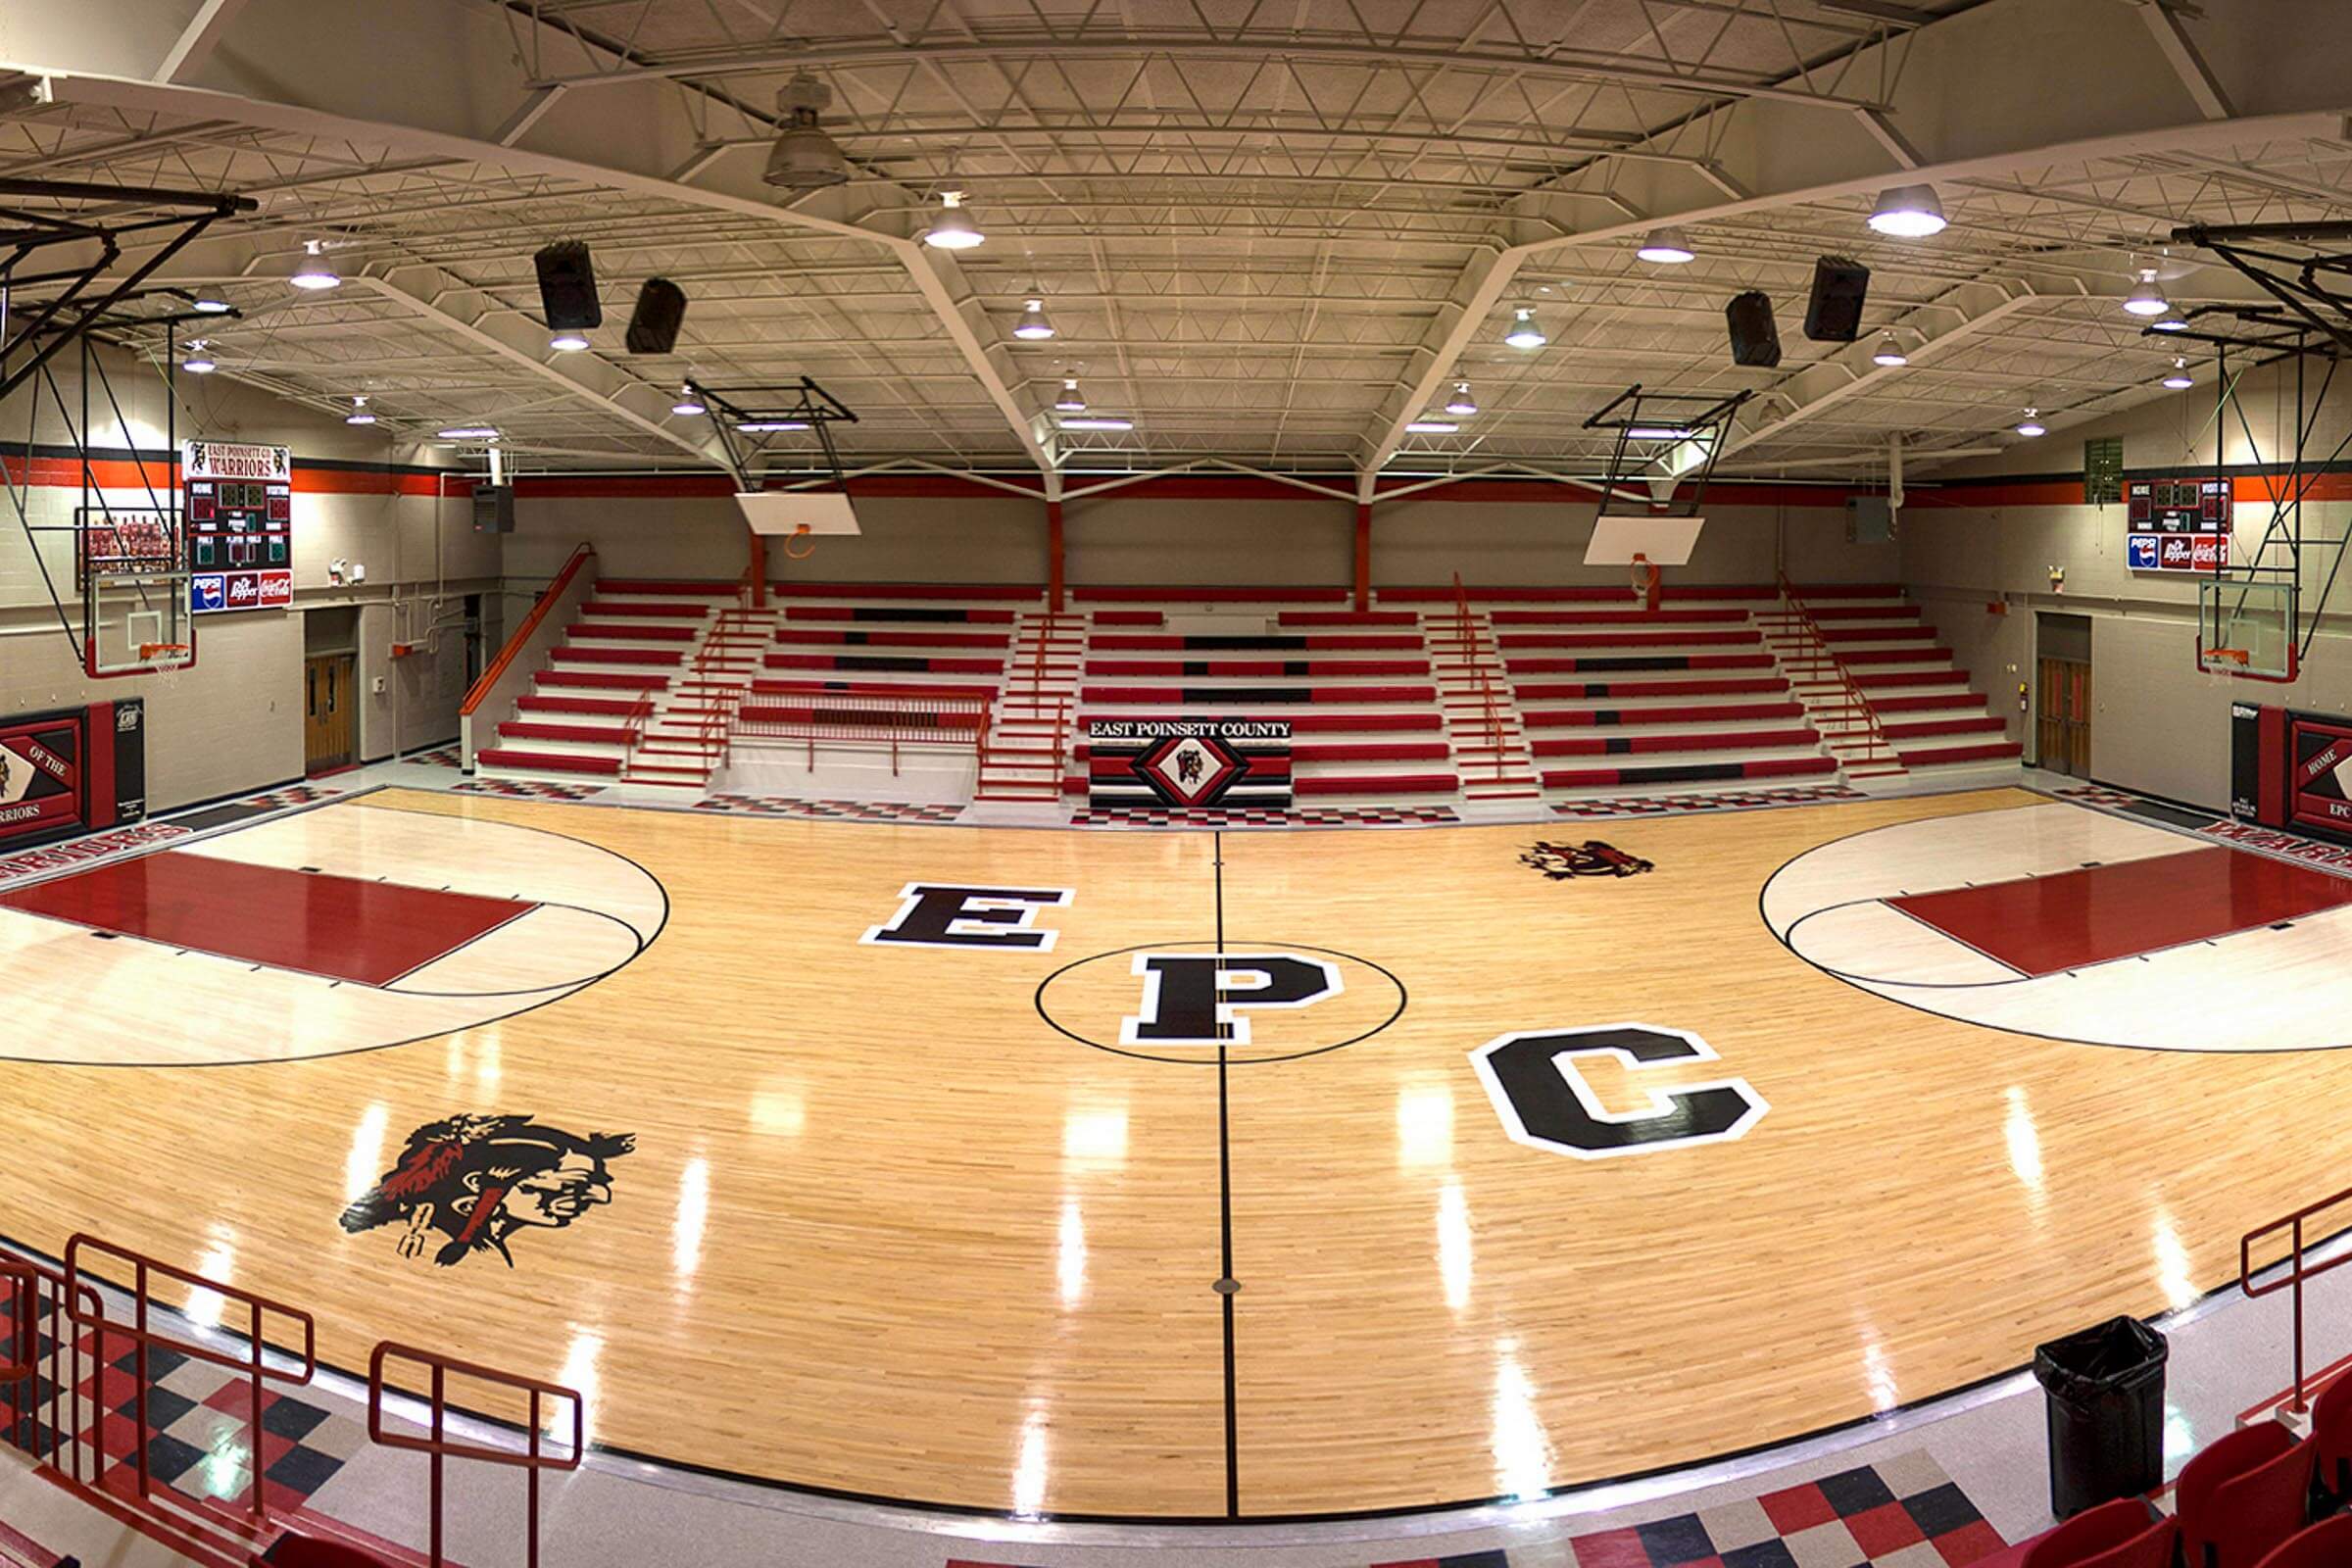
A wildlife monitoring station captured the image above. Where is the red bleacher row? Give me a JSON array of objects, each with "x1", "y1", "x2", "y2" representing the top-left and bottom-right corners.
[{"x1": 473, "y1": 580, "x2": 2020, "y2": 796}]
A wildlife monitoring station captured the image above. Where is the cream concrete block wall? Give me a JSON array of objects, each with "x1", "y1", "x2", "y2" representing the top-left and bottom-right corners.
[
  {"x1": 1065, "y1": 498, "x2": 1349, "y2": 585},
  {"x1": 1374, "y1": 499, "x2": 1893, "y2": 586},
  {"x1": 510, "y1": 493, "x2": 1052, "y2": 585},
  {"x1": 0, "y1": 612, "x2": 305, "y2": 809}
]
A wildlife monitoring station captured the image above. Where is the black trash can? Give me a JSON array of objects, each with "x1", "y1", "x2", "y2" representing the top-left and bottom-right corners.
[{"x1": 2033, "y1": 1314, "x2": 2169, "y2": 1518}]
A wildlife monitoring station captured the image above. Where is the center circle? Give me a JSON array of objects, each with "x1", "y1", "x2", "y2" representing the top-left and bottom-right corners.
[{"x1": 1033, "y1": 939, "x2": 1408, "y2": 1064}]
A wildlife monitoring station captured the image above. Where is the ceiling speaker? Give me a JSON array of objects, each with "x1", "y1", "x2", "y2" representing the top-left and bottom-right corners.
[
  {"x1": 1726, "y1": 290, "x2": 1781, "y2": 368},
  {"x1": 1805, "y1": 256, "x2": 1871, "y2": 343},
  {"x1": 533, "y1": 241, "x2": 601, "y2": 331},
  {"x1": 625, "y1": 277, "x2": 688, "y2": 355}
]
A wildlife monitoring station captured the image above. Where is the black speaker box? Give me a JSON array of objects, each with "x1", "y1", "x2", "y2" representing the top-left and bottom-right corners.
[
  {"x1": 1805, "y1": 255, "x2": 1871, "y2": 343},
  {"x1": 533, "y1": 241, "x2": 602, "y2": 331},
  {"x1": 625, "y1": 278, "x2": 688, "y2": 355},
  {"x1": 1726, "y1": 291, "x2": 1781, "y2": 368},
  {"x1": 472, "y1": 484, "x2": 514, "y2": 534}
]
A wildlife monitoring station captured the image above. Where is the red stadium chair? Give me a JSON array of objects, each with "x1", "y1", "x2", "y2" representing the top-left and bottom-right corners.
[
  {"x1": 2253, "y1": 1515, "x2": 2352, "y2": 1568},
  {"x1": 2308, "y1": 1371, "x2": 2352, "y2": 1506},
  {"x1": 2176, "y1": 1422, "x2": 2315, "y2": 1568},
  {"x1": 2020, "y1": 1497, "x2": 2177, "y2": 1568}
]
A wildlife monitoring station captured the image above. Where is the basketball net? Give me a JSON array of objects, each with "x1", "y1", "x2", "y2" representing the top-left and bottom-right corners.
[
  {"x1": 783, "y1": 523, "x2": 816, "y2": 562},
  {"x1": 1630, "y1": 553, "x2": 1661, "y2": 612}
]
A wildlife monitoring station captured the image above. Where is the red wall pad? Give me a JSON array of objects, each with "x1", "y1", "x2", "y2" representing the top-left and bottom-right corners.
[
  {"x1": 1889, "y1": 849, "x2": 2352, "y2": 979},
  {"x1": 765, "y1": 582, "x2": 1043, "y2": 600},
  {"x1": 0, "y1": 852, "x2": 536, "y2": 987},
  {"x1": 1073, "y1": 586, "x2": 1350, "y2": 603}
]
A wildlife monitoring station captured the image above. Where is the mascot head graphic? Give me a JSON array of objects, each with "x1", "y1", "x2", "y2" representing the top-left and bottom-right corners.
[{"x1": 340, "y1": 1114, "x2": 633, "y2": 1268}]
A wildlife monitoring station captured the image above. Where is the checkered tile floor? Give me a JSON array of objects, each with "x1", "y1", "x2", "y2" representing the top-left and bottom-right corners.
[
  {"x1": 1071, "y1": 805, "x2": 1460, "y2": 828},
  {"x1": 2050, "y1": 784, "x2": 2142, "y2": 808},
  {"x1": 237, "y1": 785, "x2": 341, "y2": 810},
  {"x1": 408, "y1": 744, "x2": 464, "y2": 768},
  {"x1": 452, "y1": 777, "x2": 607, "y2": 801},
  {"x1": 951, "y1": 1452, "x2": 2003, "y2": 1568},
  {"x1": 1550, "y1": 785, "x2": 1867, "y2": 820},
  {"x1": 696, "y1": 794, "x2": 969, "y2": 823},
  {"x1": 2, "y1": 1332, "x2": 363, "y2": 1520}
]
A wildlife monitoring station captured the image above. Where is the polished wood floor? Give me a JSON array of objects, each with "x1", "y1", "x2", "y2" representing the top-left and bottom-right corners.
[{"x1": 2, "y1": 784, "x2": 2348, "y2": 1519}]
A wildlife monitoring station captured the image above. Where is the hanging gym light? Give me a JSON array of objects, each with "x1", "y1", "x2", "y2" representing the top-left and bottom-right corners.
[
  {"x1": 1013, "y1": 299, "x2": 1056, "y2": 340},
  {"x1": 1636, "y1": 226, "x2": 1696, "y2": 265},
  {"x1": 2015, "y1": 408, "x2": 2046, "y2": 437},
  {"x1": 1054, "y1": 377, "x2": 1087, "y2": 413},
  {"x1": 1867, "y1": 185, "x2": 1947, "y2": 238},
  {"x1": 762, "y1": 72, "x2": 851, "y2": 190},
  {"x1": 672, "y1": 386, "x2": 707, "y2": 416},
  {"x1": 2124, "y1": 269, "x2": 2170, "y2": 318},
  {"x1": 180, "y1": 342, "x2": 216, "y2": 373},
  {"x1": 921, "y1": 191, "x2": 985, "y2": 250},
  {"x1": 289, "y1": 239, "x2": 340, "y2": 290},
  {"x1": 1871, "y1": 331, "x2": 1908, "y2": 367},
  {"x1": 2162, "y1": 359, "x2": 2194, "y2": 390},
  {"x1": 345, "y1": 396, "x2": 375, "y2": 426},
  {"x1": 549, "y1": 331, "x2": 590, "y2": 353},
  {"x1": 1503, "y1": 306, "x2": 1546, "y2": 349},
  {"x1": 1445, "y1": 381, "x2": 1479, "y2": 416},
  {"x1": 191, "y1": 293, "x2": 230, "y2": 314}
]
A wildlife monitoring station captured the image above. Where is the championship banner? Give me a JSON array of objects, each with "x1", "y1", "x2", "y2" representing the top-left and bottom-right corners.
[
  {"x1": 2290, "y1": 713, "x2": 2352, "y2": 840},
  {"x1": 0, "y1": 701, "x2": 144, "y2": 852},
  {"x1": 1086, "y1": 718, "x2": 1293, "y2": 810}
]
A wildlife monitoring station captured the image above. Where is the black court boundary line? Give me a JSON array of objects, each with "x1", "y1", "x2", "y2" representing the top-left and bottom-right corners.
[{"x1": 20, "y1": 1166, "x2": 2311, "y2": 1532}]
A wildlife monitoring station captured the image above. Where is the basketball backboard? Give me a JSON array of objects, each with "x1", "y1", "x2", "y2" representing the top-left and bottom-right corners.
[
  {"x1": 733, "y1": 491, "x2": 860, "y2": 536},
  {"x1": 1586, "y1": 513, "x2": 1705, "y2": 567},
  {"x1": 79, "y1": 506, "x2": 195, "y2": 678},
  {"x1": 2199, "y1": 577, "x2": 2295, "y2": 682}
]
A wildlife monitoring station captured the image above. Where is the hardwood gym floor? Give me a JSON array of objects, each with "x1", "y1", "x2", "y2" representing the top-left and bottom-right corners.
[{"x1": 1, "y1": 784, "x2": 2346, "y2": 1520}]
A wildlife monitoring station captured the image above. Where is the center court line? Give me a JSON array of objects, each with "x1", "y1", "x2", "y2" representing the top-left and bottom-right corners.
[{"x1": 1213, "y1": 827, "x2": 1241, "y2": 1517}]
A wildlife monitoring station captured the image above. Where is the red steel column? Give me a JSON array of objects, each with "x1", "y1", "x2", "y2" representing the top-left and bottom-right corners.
[
  {"x1": 1048, "y1": 499, "x2": 1066, "y2": 612},
  {"x1": 747, "y1": 522, "x2": 766, "y2": 608},
  {"x1": 1352, "y1": 500, "x2": 1372, "y2": 611}
]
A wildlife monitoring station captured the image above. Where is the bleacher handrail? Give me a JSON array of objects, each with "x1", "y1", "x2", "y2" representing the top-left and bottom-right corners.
[
  {"x1": 462, "y1": 543, "x2": 594, "y2": 716},
  {"x1": 2240, "y1": 1183, "x2": 2352, "y2": 1412},
  {"x1": 1450, "y1": 573, "x2": 1508, "y2": 781},
  {"x1": 370, "y1": 1340, "x2": 583, "y2": 1568},
  {"x1": 1774, "y1": 572, "x2": 1896, "y2": 768},
  {"x1": 64, "y1": 1233, "x2": 318, "y2": 1527}
]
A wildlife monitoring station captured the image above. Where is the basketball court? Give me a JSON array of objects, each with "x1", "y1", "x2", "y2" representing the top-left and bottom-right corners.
[{"x1": 8, "y1": 5, "x2": 2352, "y2": 1565}]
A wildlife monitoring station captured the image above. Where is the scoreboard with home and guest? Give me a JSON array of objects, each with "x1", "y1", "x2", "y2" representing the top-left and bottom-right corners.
[
  {"x1": 2125, "y1": 475, "x2": 2230, "y2": 574},
  {"x1": 182, "y1": 440, "x2": 293, "y2": 613}
]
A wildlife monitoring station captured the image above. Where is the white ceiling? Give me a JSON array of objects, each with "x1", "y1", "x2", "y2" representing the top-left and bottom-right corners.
[{"x1": 2, "y1": 0, "x2": 2349, "y2": 493}]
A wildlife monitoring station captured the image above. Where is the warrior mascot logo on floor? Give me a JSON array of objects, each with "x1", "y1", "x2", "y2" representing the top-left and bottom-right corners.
[
  {"x1": 341, "y1": 1114, "x2": 634, "y2": 1268},
  {"x1": 1522, "y1": 840, "x2": 1655, "y2": 880}
]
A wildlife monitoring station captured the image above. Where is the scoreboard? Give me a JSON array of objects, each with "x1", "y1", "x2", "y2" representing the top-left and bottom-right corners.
[
  {"x1": 2126, "y1": 476, "x2": 2228, "y2": 530},
  {"x1": 182, "y1": 441, "x2": 293, "y2": 613},
  {"x1": 2125, "y1": 474, "x2": 2230, "y2": 575}
]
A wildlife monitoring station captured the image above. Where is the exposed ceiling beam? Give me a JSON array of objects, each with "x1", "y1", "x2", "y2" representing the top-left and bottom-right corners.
[
  {"x1": 155, "y1": 0, "x2": 253, "y2": 83},
  {"x1": 1353, "y1": 0, "x2": 2352, "y2": 492}
]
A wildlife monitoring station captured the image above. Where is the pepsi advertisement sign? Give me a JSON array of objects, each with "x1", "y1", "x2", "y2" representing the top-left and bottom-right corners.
[
  {"x1": 2127, "y1": 532, "x2": 2229, "y2": 573},
  {"x1": 190, "y1": 567, "x2": 293, "y2": 614}
]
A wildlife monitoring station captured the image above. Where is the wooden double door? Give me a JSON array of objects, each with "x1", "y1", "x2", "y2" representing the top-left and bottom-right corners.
[
  {"x1": 2036, "y1": 656, "x2": 2092, "y2": 776},
  {"x1": 304, "y1": 655, "x2": 355, "y2": 772}
]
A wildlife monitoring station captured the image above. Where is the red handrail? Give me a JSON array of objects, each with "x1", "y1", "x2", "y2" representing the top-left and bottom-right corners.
[
  {"x1": 64, "y1": 1235, "x2": 317, "y2": 1528},
  {"x1": 461, "y1": 543, "x2": 594, "y2": 716},
  {"x1": 2241, "y1": 1183, "x2": 2352, "y2": 1412},
  {"x1": 1775, "y1": 573, "x2": 1895, "y2": 768},
  {"x1": 1450, "y1": 573, "x2": 1508, "y2": 781},
  {"x1": 369, "y1": 1341, "x2": 583, "y2": 1568},
  {"x1": 0, "y1": 1254, "x2": 105, "y2": 1488}
]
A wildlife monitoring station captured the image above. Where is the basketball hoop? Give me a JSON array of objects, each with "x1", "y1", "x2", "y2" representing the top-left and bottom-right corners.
[
  {"x1": 137, "y1": 643, "x2": 191, "y2": 662},
  {"x1": 2208, "y1": 647, "x2": 2250, "y2": 667},
  {"x1": 782, "y1": 523, "x2": 816, "y2": 562},
  {"x1": 1630, "y1": 553, "x2": 1661, "y2": 612}
]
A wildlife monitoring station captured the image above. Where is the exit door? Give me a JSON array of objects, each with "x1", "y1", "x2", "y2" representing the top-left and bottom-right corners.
[
  {"x1": 305, "y1": 654, "x2": 355, "y2": 772},
  {"x1": 2037, "y1": 657, "x2": 2091, "y2": 776}
]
